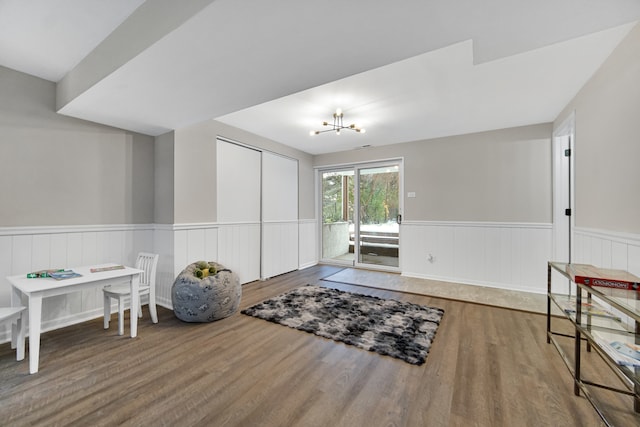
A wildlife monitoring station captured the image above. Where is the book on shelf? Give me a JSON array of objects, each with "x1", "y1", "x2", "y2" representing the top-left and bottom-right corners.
[
  {"x1": 610, "y1": 341, "x2": 640, "y2": 362},
  {"x1": 555, "y1": 296, "x2": 621, "y2": 321},
  {"x1": 90, "y1": 265, "x2": 125, "y2": 273},
  {"x1": 48, "y1": 270, "x2": 82, "y2": 280},
  {"x1": 27, "y1": 269, "x2": 64, "y2": 278},
  {"x1": 592, "y1": 331, "x2": 640, "y2": 367},
  {"x1": 566, "y1": 263, "x2": 640, "y2": 292}
]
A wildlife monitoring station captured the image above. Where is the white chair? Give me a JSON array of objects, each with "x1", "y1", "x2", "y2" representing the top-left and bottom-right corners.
[
  {"x1": 0, "y1": 306, "x2": 27, "y2": 361},
  {"x1": 103, "y1": 253, "x2": 159, "y2": 335}
]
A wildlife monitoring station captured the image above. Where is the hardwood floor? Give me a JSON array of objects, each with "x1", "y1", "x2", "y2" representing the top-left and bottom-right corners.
[{"x1": 1, "y1": 265, "x2": 638, "y2": 426}]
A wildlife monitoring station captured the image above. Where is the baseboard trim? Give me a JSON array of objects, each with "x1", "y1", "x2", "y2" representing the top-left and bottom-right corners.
[{"x1": 299, "y1": 261, "x2": 318, "y2": 270}]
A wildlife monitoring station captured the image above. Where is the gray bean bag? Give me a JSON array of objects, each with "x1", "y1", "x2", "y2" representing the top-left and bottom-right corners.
[{"x1": 171, "y1": 261, "x2": 241, "y2": 322}]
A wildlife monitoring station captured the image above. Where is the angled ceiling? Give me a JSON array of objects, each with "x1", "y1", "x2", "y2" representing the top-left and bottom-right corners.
[{"x1": 1, "y1": 0, "x2": 639, "y2": 155}]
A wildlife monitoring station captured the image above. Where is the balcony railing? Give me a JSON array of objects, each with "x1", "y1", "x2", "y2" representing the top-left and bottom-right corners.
[{"x1": 349, "y1": 230, "x2": 399, "y2": 257}]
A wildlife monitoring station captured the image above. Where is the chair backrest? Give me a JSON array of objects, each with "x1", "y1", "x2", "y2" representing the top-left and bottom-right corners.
[{"x1": 135, "y1": 252, "x2": 159, "y2": 288}]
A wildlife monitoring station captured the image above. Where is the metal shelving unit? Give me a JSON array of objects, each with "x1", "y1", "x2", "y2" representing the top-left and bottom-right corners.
[{"x1": 546, "y1": 261, "x2": 640, "y2": 427}]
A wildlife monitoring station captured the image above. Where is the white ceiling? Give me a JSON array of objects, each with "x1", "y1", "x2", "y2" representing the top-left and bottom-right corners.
[
  {"x1": 1, "y1": 0, "x2": 639, "y2": 155},
  {"x1": 0, "y1": 0, "x2": 146, "y2": 82}
]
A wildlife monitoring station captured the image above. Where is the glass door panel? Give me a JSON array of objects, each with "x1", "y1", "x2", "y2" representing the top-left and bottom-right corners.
[
  {"x1": 357, "y1": 165, "x2": 400, "y2": 268},
  {"x1": 321, "y1": 170, "x2": 354, "y2": 264}
]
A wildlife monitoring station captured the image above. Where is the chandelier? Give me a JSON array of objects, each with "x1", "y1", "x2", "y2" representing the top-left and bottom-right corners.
[{"x1": 309, "y1": 108, "x2": 366, "y2": 135}]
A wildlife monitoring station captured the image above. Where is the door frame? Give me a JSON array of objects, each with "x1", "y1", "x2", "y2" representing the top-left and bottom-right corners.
[
  {"x1": 552, "y1": 112, "x2": 575, "y2": 263},
  {"x1": 316, "y1": 158, "x2": 404, "y2": 272},
  {"x1": 318, "y1": 167, "x2": 356, "y2": 267}
]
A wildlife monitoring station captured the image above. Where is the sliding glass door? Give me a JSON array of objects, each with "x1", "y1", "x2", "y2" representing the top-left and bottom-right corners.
[
  {"x1": 321, "y1": 169, "x2": 354, "y2": 264},
  {"x1": 320, "y1": 160, "x2": 401, "y2": 270},
  {"x1": 357, "y1": 164, "x2": 400, "y2": 267}
]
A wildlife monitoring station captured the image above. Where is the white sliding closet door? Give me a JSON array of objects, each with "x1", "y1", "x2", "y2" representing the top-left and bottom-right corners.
[
  {"x1": 216, "y1": 139, "x2": 261, "y2": 284},
  {"x1": 262, "y1": 151, "x2": 298, "y2": 278}
]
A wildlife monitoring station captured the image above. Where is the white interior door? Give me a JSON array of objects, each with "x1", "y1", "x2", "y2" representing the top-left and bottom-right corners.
[
  {"x1": 552, "y1": 114, "x2": 574, "y2": 264},
  {"x1": 262, "y1": 152, "x2": 299, "y2": 278},
  {"x1": 551, "y1": 117, "x2": 574, "y2": 294},
  {"x1": 216, "y1": 139, "x2": 261, "y2": 283}
]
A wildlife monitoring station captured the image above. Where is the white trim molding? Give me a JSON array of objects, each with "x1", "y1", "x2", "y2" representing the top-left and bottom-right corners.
[
  {"x1": 574, "y1": 227, "x2": 640, "y2": 246},
  {"x1": 0, "y1": 223, "x2": 155, "y2": 236},
  {"x1": 401, "y1": 220, "x2": 551, "y2": 229},
  {"x1": 573, "y1": 227, "x2": 640, "y2": 276},
  {"x1": 169, "y1": 223, "x2": 220, "y2": 231}
]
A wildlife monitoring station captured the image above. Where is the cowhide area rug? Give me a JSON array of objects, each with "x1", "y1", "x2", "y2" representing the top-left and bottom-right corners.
[{"x1": 241, "y1": 285, "x2": 444, "y2": 365}]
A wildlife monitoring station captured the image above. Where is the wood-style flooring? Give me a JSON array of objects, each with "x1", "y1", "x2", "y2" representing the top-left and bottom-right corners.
[{"x1": 1, "y1": 265, "x2": 638, "y2": 426}]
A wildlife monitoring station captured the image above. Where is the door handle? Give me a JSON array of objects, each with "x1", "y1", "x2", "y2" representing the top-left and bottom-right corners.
[{"x1": 397, "y1": 214, "x2": 402, "y2": 224}]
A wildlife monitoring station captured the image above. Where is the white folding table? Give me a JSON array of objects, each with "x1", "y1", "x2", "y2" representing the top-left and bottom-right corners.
[{"x1": 7, "y1": 264, "x2": 143, "y2": 374}]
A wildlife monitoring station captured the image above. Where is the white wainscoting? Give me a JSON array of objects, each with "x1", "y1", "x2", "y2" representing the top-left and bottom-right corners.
[
  {"x1": 159, "y1": 220, "x2": 317, "y2": 302},
  {"x1": 0, "y1": 224, "x2": 154, "y2": 343},
  {"x1": 155, "y1": 223, "x2": 220, "y2": 309},
  {"x1": 0, "y1": 220, "x2": 320, "y2": 343},
  {"x1": 160, "y1": 222, "x2": 261, "y2": 288},
  {"x1": 400, "y1": 221, "x2": 553, "y2": 294},
  {"x1": 153, "y1": 225, "x2": 176, "y2": 309},
  {"x1": 216, "y1": 222, "x2": 261, "y2": 285},
  {"x1": 299, "y1": 219, "x2": 318, "y2": 269},
  {"x1": 262, "y1": 220, "x2": 299, "y2": 279},
  {"x1": 573, "y1": 227, "x2": 640, "y2": 276},
  {"x1": 571, "y1": 227, "x2": 640, "y2": 330}
]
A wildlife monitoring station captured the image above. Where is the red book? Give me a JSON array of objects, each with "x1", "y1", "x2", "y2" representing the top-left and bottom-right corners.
[{"x1": 566, "y1": 264, "x2": 640, "y2": 292}]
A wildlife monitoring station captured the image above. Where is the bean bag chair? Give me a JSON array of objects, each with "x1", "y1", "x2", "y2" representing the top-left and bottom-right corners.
[{"x1": 171, "y1": 261, "x2": 241, "y2": 322}]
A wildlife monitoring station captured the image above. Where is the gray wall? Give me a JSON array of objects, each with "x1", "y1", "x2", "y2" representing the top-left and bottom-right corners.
[
  {"x1": 555, "y1": 23, "x2": 640, "y2": 234},
  {"x1": 154, "y1": 131, "x2": 175, "y2": 224},
  {"x1": 0, "y1": 66, "x2": 155, "y2": 226},
  {"x1": 314, "y1": 123, "x2": 552, "y2": 223},
  {"x1": 10, "y1": 14, "x2": 637, "y2": 233},
  {"x1": 172, "y1": 119, "x2": 315, "y2": 224}
]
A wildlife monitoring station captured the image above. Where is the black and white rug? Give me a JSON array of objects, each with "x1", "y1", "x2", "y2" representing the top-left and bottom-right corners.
[{"x1": 241, "y1": 285, "x2": 444, "y2": 365}]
